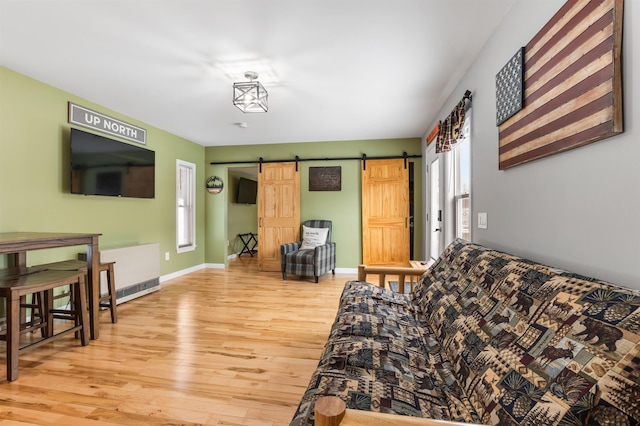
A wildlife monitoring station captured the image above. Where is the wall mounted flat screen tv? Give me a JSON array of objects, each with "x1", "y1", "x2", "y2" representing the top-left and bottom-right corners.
[
  {"x1": 236, "y1": 177, "x2": 257, "y2": 204},
  {"x1": 70, "y1": 128, "x2": 155, "y2": 198}
]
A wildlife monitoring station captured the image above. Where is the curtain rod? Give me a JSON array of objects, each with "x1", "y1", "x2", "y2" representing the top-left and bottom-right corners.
[{"x1": 210, "y1": 152, "x2": 422, "y2": 171}]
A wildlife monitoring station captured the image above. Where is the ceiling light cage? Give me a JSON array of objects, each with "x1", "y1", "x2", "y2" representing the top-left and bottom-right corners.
[{"x1": 233, "y1": 71, "x2": 268, "y2": 113}]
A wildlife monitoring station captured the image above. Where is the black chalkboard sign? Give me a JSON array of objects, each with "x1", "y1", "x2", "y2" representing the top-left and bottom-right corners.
[{"x1": 309, "y1": 166, "x2": 341, "y2": 191}]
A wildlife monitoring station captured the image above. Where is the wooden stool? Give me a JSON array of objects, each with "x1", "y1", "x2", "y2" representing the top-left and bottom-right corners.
[
  {"x1": 43, "y1": 260, "x2": 118, "y2": 324},
  {"x1": 1, "y1": 266, "x2": 50, "y2": 337},
  {"x1": 0, "y1": 270, "x2": 89, "y2": 382},
  {"x1": 97, "y1": 262, "x2": 117, "y2": 323}
]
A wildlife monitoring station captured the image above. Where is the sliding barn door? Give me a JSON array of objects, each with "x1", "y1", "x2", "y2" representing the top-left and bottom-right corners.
[
  {"x1": 361, "y1": 158, "x2": 410, "y2": 266},
  {"x1": 257, "y1": 162, "x2": 300, "y2": 272}
]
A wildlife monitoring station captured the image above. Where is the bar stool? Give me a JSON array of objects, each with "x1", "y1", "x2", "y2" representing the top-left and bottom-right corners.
[
  {"x1": 97, "y1": 262, "x2": 117, "y2": 323},
  {"x1": 0, "y1": 266, "x2": 51, "y2": 337},
  {"x1": 44, "y1": 260, "x2": 118, "y2": 324},
  {"x1": 0, "y1": 270, "x2": 89, "y2": 381}
]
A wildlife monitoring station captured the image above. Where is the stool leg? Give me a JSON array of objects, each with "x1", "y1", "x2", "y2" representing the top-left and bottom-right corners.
[
  {"x1": 20, "y1": 292, "x2": 47, "y2": 337},
  {"x1": 19, "y1": 295, "x2": 27, "y2": 331},
  {"x1": 44, "y1": 289, "x2": 54, "y2": 338},
  {"x1": 69, "y1": 283, "x2": 81, "y2": 340},
  {"x1": 35, "y1": 292, "x2": 47, "y2": 338},
  {"x1": 74, "y1": 275, "x2": 89, "y2": 346},
  {"x1": 107, "y1": 264, "x2": 117, "y2": 323}
]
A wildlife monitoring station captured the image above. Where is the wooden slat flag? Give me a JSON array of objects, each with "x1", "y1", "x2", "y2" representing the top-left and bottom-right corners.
[{"x1": 498, "y1": 0, "x2": 624, "y2": 170}]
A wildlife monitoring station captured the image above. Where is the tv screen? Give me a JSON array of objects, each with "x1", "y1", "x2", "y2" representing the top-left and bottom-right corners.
[
  {"x1": 70, "y1": 128, "x2": 155, "y2": 198},
  {"x1": 236, "y1": 177, "x2": 257, "y2": 204}
]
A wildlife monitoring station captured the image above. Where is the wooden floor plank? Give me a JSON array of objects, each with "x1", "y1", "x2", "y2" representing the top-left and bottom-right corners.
[{"x1": 1, "y1": 257, "x2": 354, "y2": 425}]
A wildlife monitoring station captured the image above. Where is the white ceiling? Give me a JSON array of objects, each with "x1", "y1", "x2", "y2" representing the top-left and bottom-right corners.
[{"x1": 0, "y1": 0, "x2": 516, "y2": 147}]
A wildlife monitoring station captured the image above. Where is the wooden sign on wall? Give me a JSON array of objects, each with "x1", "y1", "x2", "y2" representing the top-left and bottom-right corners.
[
  {"x1": 309, "y1": 166, "x2": 341, "y2": 191},
  {"x1": 69, "y1": 102, "x2": 147, "y2": 145},
  {"x1": 498, "y1": 0, "x2": 624, "y2": 170}
]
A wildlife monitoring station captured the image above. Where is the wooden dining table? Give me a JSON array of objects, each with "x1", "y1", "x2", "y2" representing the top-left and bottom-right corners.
[{"x1": 0, "y1": 232, "x2": 103, "y2": 340}]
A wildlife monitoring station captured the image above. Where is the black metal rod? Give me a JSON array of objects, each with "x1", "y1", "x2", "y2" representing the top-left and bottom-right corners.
[{"x1": 210, "y1": 152, "x2": 421, "y2": 166}]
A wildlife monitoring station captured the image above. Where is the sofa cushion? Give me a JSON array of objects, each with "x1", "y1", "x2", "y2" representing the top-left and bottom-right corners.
[
  {"x1": 292, "y1": 239, "x2": 640, "y2": 426},
  {"x1": 290, "y1": 280, "x2": 481, "y2": 426},
  {"x1": 412, "y1": 239, "x2": 640, "y2": 425}
]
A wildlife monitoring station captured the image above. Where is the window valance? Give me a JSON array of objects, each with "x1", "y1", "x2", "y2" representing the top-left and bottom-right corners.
[{"x1": 436, "y1": 91, "x2": 472, "y2": 153}]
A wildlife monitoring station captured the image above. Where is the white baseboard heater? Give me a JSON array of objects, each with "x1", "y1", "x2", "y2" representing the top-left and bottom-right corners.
[{"x1": 98, "y1": 243, "x2": 160, "y2": 304}]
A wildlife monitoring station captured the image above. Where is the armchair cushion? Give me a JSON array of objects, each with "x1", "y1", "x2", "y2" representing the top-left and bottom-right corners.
[{"x1": 285, "y1": 249, "x2": 316, "y2": 266}]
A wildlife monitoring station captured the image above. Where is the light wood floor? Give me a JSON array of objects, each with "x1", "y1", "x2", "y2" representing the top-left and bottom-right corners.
[{"x1": 0, "y1": 256, "x2": 356, "y2": 425}]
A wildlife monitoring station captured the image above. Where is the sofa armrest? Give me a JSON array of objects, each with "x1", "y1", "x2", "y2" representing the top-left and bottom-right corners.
[
  {"x1": 357, "y1": 264, "x2": 428, "y2": 293},
  {"x1": 315, "y1": 396, "x2": 478, "y2": 426}
]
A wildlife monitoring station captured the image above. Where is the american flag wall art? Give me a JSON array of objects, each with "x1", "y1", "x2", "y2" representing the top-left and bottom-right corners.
[{"x1": 498, "y1": 0, "x2": 623, "y2": 170}]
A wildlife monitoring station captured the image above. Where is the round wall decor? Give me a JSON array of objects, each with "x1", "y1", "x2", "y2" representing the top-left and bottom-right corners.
[{"x1": 206, "y1": 176, "x2": 224, "y2": 194}]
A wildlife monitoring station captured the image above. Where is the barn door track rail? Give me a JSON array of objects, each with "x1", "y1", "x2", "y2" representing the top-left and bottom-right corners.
[{"x1": 210, "y1": 152, "x2": 422, "y2": 172}]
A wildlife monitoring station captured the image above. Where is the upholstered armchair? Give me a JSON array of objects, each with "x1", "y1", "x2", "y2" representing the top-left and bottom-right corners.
[{"x1": 280, "y1": 220, "x2": 336, "y2": 283}]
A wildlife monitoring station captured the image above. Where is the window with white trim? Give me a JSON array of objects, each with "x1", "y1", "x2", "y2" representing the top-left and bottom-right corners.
[
  {"x1": 176, "y1": 160, "x2": 196, "y2": 253},
  {"x1": 453, "y1": 115, "x2": 471, "y2": 241}
]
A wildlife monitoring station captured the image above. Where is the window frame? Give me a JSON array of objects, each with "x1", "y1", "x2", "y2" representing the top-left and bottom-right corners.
[
  {"x1": 453, "y1": 113, "x2": 471, "y2": 241},
  {"x1": 176, "y1": 159, "x2": 196, "y2": 253}
]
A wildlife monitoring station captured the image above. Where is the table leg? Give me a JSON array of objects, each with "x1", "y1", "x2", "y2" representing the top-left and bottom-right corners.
[
  {"x1": 6, "y1": 293, "x2": 21, "y2": 382},
  {"x1": 7, "y1": 252, "x2": 26, "y2": 268},
  {"x1": 86, "y1": 238, "x2": 100, "y2": 340}
]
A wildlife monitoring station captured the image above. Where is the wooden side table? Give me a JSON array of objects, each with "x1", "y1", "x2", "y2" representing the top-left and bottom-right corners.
[
  {"x1": 406, "y1": 260, "x2": 432, "y2": 292},
  {"x1": 409, "y1": 260, "x2": 433, "y2": 270}
]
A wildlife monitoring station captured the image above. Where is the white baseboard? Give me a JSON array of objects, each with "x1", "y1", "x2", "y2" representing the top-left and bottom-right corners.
[
  {"x1": 160, "y1": 264, "x2": 207, "y2": 282},
  {"x1": 335, "y1": 267, "x2": 358, "y2": 274},
  {"x1": 228, "y1": 252, "x2": 258, "y2": 260},
  {"x1": 161, "y1": 263, "x2": 356, "y2": 283}
]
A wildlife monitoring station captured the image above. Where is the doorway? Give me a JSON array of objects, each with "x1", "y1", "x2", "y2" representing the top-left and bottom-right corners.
[
  {"x1": 427, "y1": 143, "x2": 444, "y2": 260},
  {"x1": 227, "y1": 167, "x2": 259, "y2": 258}
]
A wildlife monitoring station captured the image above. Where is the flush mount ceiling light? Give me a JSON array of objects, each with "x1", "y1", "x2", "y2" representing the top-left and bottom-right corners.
[{"x1": 233, "y1": 71, "x2": 268, "y2": 113}]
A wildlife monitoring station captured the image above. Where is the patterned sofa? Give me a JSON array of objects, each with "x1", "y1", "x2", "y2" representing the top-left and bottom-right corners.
[{"x1": 291, "y1": 239, "x2": 640, "y2": 425}]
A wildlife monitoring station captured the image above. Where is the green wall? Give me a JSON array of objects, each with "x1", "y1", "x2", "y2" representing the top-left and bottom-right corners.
[
  {"x1": 0, "y1": 67, "x2": 205, "y2": 274},
  {"x1": 205, "y1": 139, "x2": 423, "y2": 268},
  {"x1": 0, "y1": 66, "x2": 422, "y2": 274}
]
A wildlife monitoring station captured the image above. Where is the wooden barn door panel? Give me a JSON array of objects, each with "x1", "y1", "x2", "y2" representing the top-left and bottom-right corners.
[
  {"x1": 258, "y1": 162, "x2": 300, "y2": 272},
  {"x1": 362, "y1": 159, "x2": 409, "y2": 267}
]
